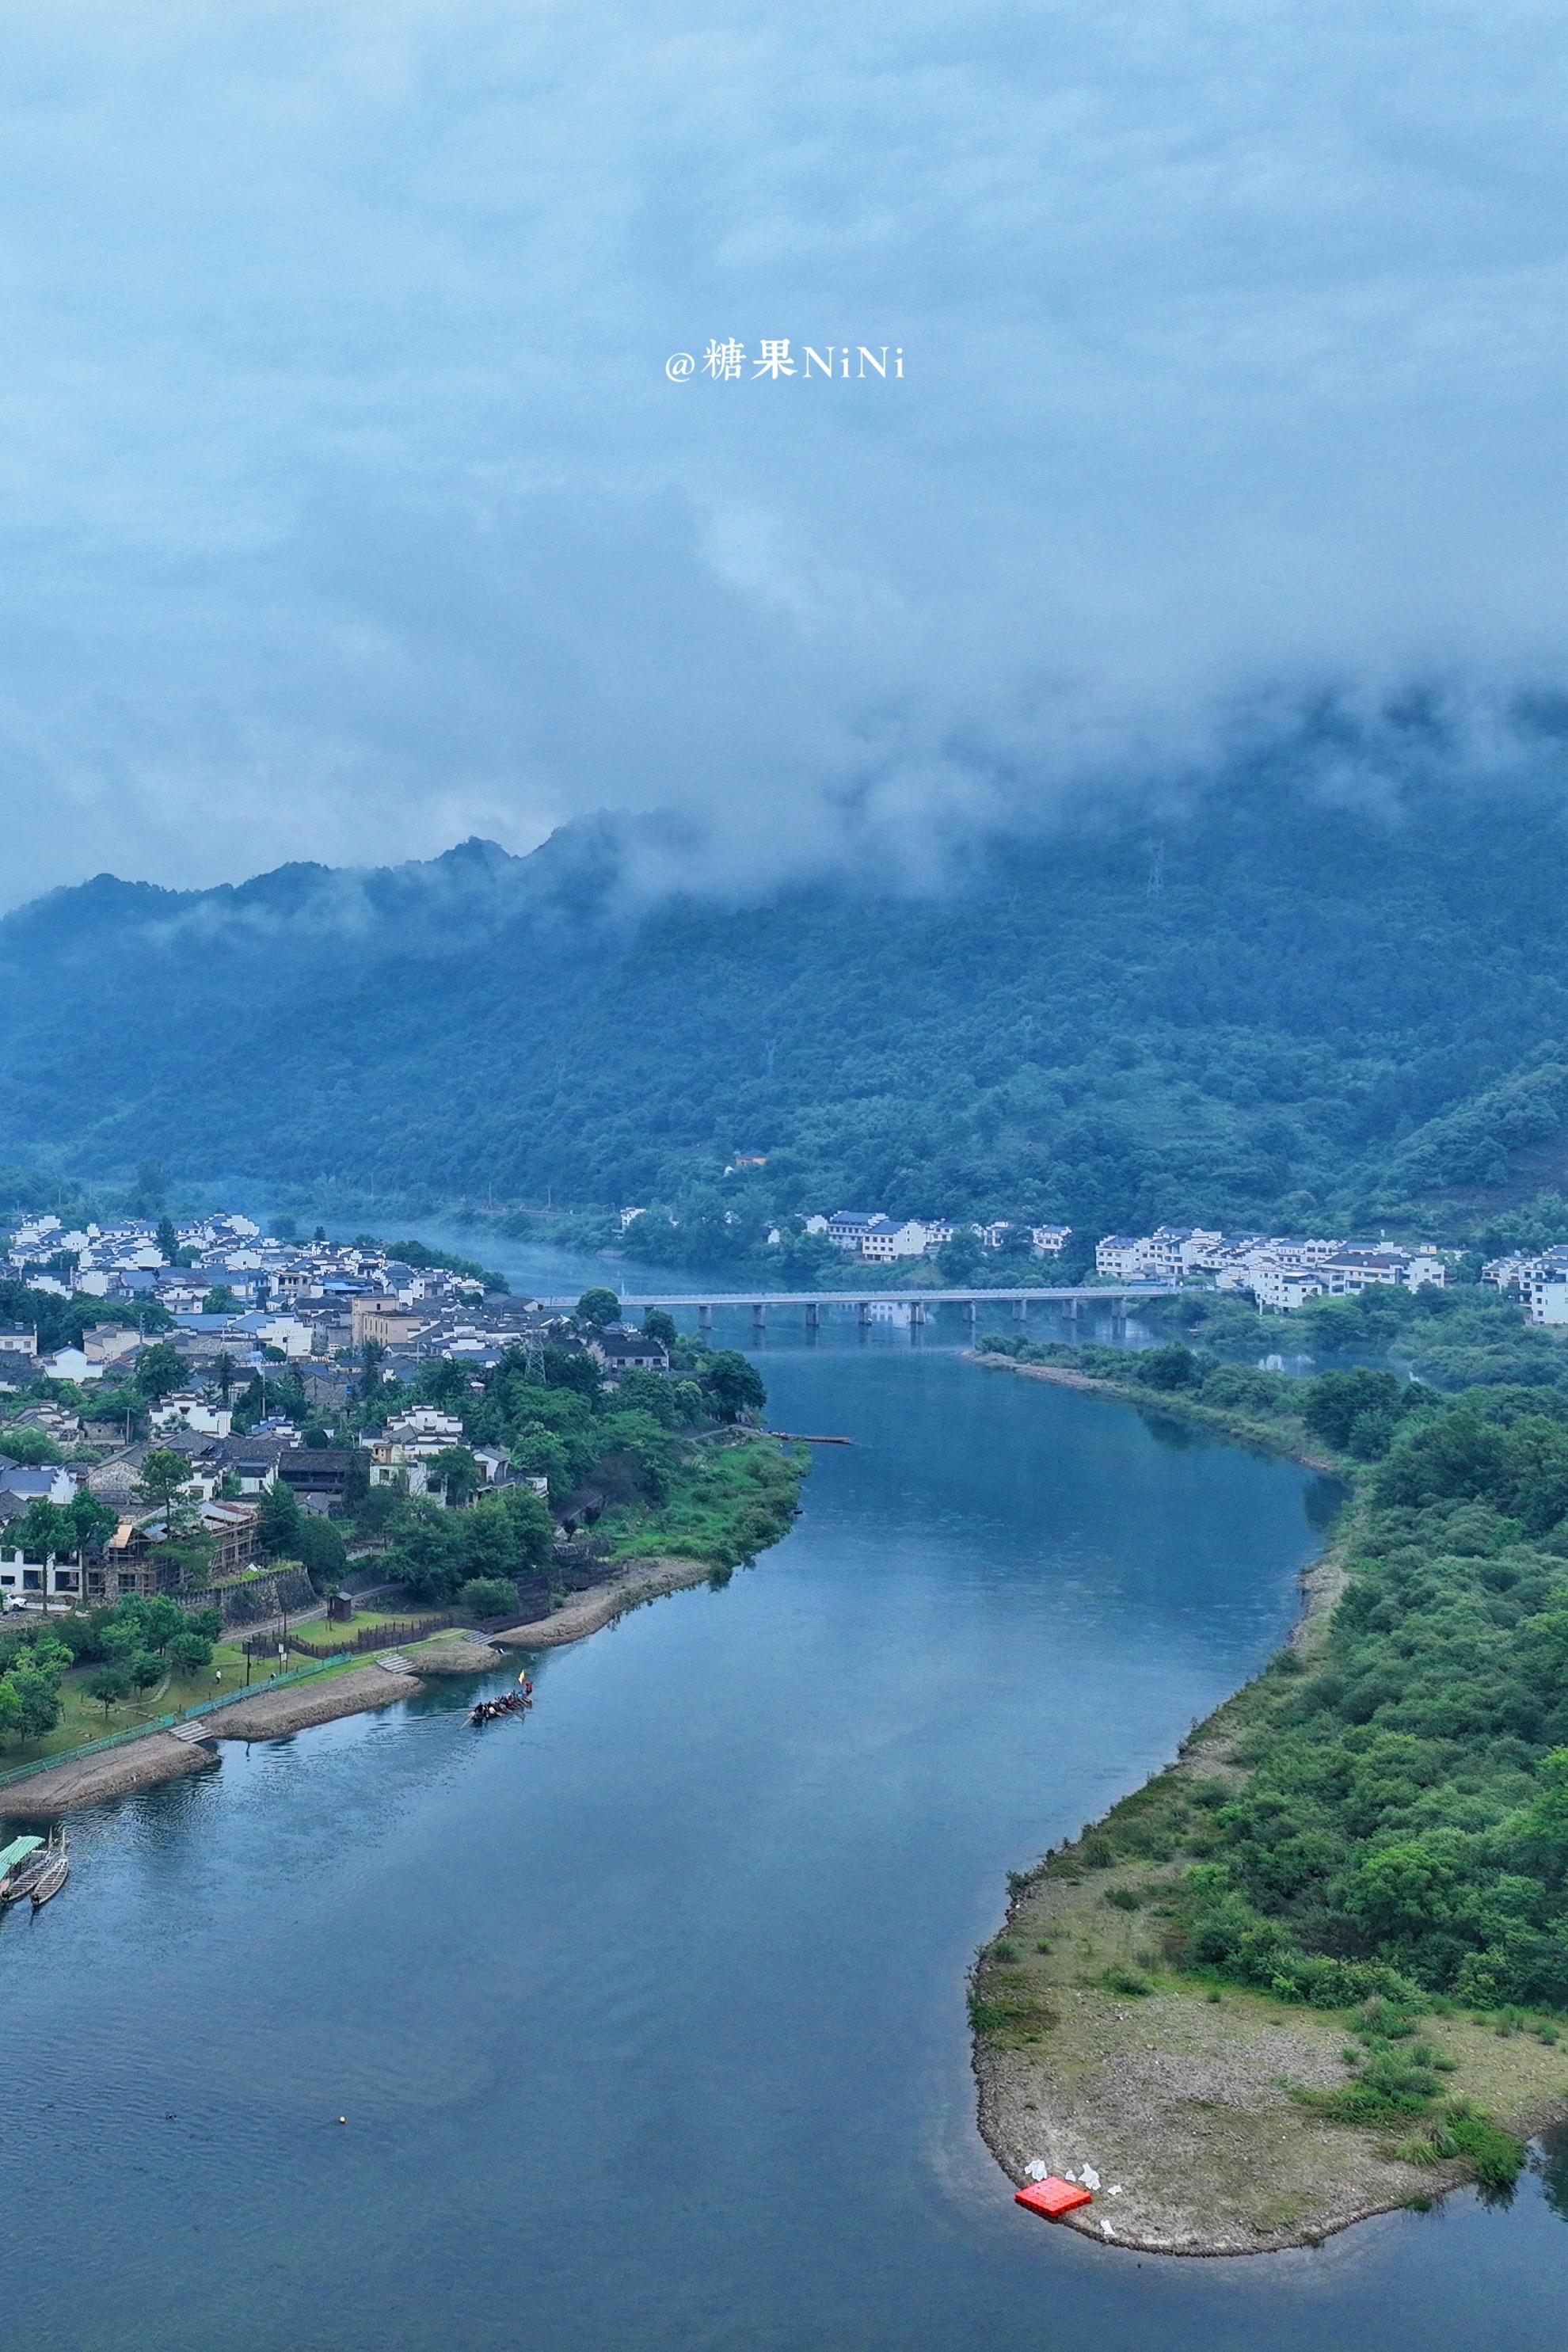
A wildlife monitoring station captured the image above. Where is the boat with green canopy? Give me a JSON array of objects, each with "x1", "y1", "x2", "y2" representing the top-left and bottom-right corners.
[{"x1": 0, "y1": 1835, "x2": 47, "y2": 1903}]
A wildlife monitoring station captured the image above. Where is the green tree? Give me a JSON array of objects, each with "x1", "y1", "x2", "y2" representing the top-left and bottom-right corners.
[
  {"x1": 135, "y1": 1342, "x2": 186, "y2": 1401},
  {"x1": 358, "y1": 1338, "x2": 387, "y2": 1401},
  {"x1": 457, "y1": 1486, "x2": 553, "y2": 1581},
  {"x1": 86, "y1": 1661, "x2": 133, "y2": 1719},
  {"x1": 168, "y1": 1628, "x2": 214, "y2": 1676},
  {"x1": 384, "y1": 1499, "x2": 466, "y2": 1600},
  {"x1": 704, "y1": 1350, "x2": 767, "y2": 1421},
  {"x1": 70, "y1": 1489, "x2": 118, "y2": 1555},
  {"x1": 13, "y1": 1498, "x2": 78, "y2": 1564},
  {"x1": 10, "y1": 1661, "x2": 63, "y2": 1741},
  {"x1": 641, "y1": 1309, "x2": 678, "y2": 1347},
  {"x1": 541, "y1": 1345, "x2": 604, "y2": 1400},
  {"x1": 456, "y1": 1578, "x2": 521, "y2": 1619},
  {"x1": 1303, "y1": 1368, "x2": 1408, "y2": 1452},
  {"x1": 203, "y1": 1284, "x2": 238, "y2": 1315},
  {"x1": 508, "y1": 1425, "x2": 573, "y2": 1500},
  {"x1": 426, "y1": 1445, "x2": 480, "y2": 1509},
  {"x1": 576, "y1": 1287, "x2": 621, "y2": 1330},
  {"x1": 292, "y1": 1514, "x2": 348, "y2": 1588},
  {"x1": 0, "y1": 1424, "x2": 64, "y2": 1465},
  {"x1": 255, "y1": 1477, "x2": 303, "y2": 1558},
  {"x1": 213, "y1": 1350, "x2": 238, "y2": 1400},
  {"x1": 938, "y1": 1228, "x2": 984, "y2": 1283},
  {"x1": 135, "y1": 1448, "x2": 197, "y2": 1514},
  {"x1": 615, "y1": 1368, "x2": 680, "y2": 1425}
]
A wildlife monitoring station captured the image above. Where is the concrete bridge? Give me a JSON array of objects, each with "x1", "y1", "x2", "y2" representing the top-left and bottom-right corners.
[{"x1": 535, "y1": 1285, "x2": 1182, "y2": 1335}]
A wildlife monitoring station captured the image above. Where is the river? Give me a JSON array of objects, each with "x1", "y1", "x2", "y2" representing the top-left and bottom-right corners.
[{"x1": 4, "y1": 1235, "x2": 1566, "y2": 2350}]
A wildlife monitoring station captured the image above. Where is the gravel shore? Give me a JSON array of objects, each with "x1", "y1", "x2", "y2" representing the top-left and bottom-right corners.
[
  {"x1": 490, "y1": 1557, "x2": 711, "y2": 1649},
  {"x1": 207, "y1": 1661, "x2": 425, "y2": 1737},
  {"x1": 2, "y1": 1731, "x2": 215, "y2": 1817}
]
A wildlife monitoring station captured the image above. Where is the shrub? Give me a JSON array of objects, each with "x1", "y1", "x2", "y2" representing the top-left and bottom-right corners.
[{"x1": 456, "y1": 1578, "x2": 521, "y2": 1620}]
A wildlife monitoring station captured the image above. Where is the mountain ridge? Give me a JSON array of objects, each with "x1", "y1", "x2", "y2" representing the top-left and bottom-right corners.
[{"x1": 4, "y1": 776, "x2": 1568, "y2": 1246}]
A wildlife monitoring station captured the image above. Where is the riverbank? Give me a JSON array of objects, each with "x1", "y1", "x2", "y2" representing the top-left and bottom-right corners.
[
  {"x1": 968, "y1": 1353, "x2": 1568, "y2": 2251},
  {"x1": 0, "y1": 1553, "x2": 725, "y2": 1817},
  {"x1": 490, "y1": 1555, "x2": 717, "y2": 1648},
  {"x1": 0, "y1": 1660, "x2": 431, "y2": 1815},
  {"x1": 969, "y1": 1348, "x2": 1342, "y2": 1476}
]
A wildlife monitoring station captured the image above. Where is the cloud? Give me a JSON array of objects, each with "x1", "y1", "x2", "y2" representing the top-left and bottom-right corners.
[{"x1": 0, "y1": 0, "x2": 1562, "y2": 907}]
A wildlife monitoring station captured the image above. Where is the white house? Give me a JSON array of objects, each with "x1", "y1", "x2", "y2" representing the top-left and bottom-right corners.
[
  {"x1": 1029, "y1": 1226, "x2": 1071, "y2": 1258},
  {"x1": 1094, "y1": 1235, "x2": 1146, "y2": 1279},
  {"x1": 367, "y1": 1405, "x2": 467, "y2": 1498},
  {"x1": 859, "y1": 1218, "x2": 933, "y2": 1262},
  {"x1": 827, "y1": 1210, "x2": 881, "y2": 1251},
  {"x1": 1253, "y1": 1266, "x2": 1326, "y2": 1312},
  {"x1": 150, "y1": 1393, "x2": 234, "y2": 1437},
  {"x1": 1523, "y1": 1272, "x2": 1568, "y2": 1325}
]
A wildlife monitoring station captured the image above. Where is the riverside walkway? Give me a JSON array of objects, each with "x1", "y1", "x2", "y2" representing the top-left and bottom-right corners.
[{"x1": 533, "y1": 1285, "x2": 1181, "y2": 1331}]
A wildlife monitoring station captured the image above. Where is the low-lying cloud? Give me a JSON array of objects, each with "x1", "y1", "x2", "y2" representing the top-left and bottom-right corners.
[{"x1": 0, "y1": 0, "x2": 1563, "y2": 908}]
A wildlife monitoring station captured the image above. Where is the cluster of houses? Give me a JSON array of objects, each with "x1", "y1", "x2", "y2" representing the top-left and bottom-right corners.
[
  {"x1": 1481, "y1": 1247, "x2": 1568, "y2": 1326},
  {"x1": 0, "y1": 1208, "x2": 569, "y2": 1609},
  {"x1": 0, "y1": 1194, "x2": 691, "y2": 1607},
  {"x1": 1093, "y1": 1227, "x2": 1448, "y2": 1311},
  {"x1": 801, "y1": 1212, "x2": 1072, "y2": 1263},
  {"x1": 2, "y1": 1211, "x2": 504, "y2": 1389}
]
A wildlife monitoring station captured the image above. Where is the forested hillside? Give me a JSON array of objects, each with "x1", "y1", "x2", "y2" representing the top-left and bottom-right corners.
[{"x1": 5, "y1": 763, "x2": 1568, "y2": 1250}]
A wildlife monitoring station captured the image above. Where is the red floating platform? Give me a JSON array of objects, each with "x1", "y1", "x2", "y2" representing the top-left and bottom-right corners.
[{"x1": 1014, "y1": 2177, "x2": 1094, "y2": 2220}]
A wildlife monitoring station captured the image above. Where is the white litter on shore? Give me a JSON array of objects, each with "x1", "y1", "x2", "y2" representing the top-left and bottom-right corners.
[{"x1": 1026, "y1": 2161, "x2": 1048, "y2": 2181}]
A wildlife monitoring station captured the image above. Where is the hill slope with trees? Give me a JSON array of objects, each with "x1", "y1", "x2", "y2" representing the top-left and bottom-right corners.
[{"x1": 6, "y1": 756, "x2": 1568, "y2": 1250}]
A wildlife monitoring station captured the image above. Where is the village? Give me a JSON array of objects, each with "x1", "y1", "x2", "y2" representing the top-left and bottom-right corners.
[{"x1": 0, "y1": 1210, "x2": 650, "y2": 1615}]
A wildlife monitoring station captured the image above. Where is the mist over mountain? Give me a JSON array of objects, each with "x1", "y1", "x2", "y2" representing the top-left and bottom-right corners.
[
  {"x1": 6, "y1": 745, "x2": 1568, "y2": 1245},
  {"x1": 0, "y1": 5, "x2": 1562, "y2": 911}
]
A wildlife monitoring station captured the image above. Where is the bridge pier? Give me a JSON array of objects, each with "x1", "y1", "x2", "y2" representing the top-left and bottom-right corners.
[
  {"x1": 857, "y1": 1300, "x2": 873, "y2": 1336},
  {"x1": 908, "y1": 1300, "x2": 926, "y2": 1331},
  {"x1": 698, "y1": 1303, "x2": 713, "y2": 1334},
  {"x1": 1013, "y1": 1296, "x2": 1028, "y2": 1322},
  {"x1": 752, "y1": 1303, "x2": 767, "y2": 1338},
  {"x1": 964, "y1": 1298, "x2": 978, "y2": 1332},
  {"x1": 805, "y1": 1300, "x2": 820, "y2": 1330}
]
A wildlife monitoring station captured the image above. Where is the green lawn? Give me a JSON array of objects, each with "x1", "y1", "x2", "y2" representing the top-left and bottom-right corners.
[{"x1": 0, "y1": 1638, "x2": 339, "y2": 1771}]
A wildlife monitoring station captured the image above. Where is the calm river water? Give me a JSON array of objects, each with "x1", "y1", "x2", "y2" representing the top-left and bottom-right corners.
[{"x1": 5, "y1": 1242, "x2": 1567, "y2": 2350}]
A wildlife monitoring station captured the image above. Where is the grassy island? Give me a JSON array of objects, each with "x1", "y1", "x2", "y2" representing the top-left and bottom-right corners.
[{"x1": 971, "y1": 1338, "x2": 1568, "y2": 2250}]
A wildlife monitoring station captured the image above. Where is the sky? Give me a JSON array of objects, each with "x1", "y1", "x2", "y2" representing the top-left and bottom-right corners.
[{"x1": 0, "y1": 0, "x2": 1563, "y2": 908}]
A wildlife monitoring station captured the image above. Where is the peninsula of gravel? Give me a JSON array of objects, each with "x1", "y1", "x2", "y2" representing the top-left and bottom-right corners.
[{"x1": 970, "y1": 1339, "x2": 1568, "y2": 2252}]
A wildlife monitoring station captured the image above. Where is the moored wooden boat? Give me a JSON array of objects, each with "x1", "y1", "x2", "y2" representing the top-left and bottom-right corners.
[
  {"x1": 0, "y1": 1834, "x2": 46, "y2": 1902},
  {"x1": 29, "y1": 1842, "x2": 69, "y2": 1909}
]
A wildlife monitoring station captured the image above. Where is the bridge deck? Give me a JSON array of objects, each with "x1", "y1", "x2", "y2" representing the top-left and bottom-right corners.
[{"x1": 532, "y1": 1287, "x2": 1182, "y2": 1309}]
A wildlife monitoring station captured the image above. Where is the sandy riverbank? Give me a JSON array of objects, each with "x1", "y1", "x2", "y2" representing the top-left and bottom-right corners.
[
  {"x1": 967, "y1": 1363, "x2": 1568, "y2": 2251},
  {"x1": 0, "y1": 1662, "x2": 428, "y2": 1816},
  {"x1": 1, "y1": 1730, "x2": 216, "y2": 1817},
  {"x1": 204, "y1": 1659, "x2": 426, "y2": 1738},
  {"x1": 489, "y1": 1556, "x2": 713, "y2": 1649}
]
